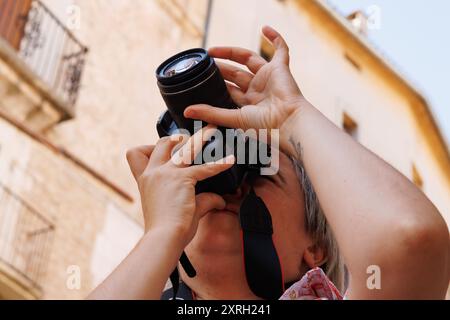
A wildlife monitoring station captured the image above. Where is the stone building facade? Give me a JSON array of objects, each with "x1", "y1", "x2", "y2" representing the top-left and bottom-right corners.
[{"x1": 0, "y1": 0, "x2": 448, "y2": 299}]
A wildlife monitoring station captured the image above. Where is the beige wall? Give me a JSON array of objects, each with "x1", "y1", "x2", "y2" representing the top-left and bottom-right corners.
[
  {"x1": 0, "y1": 117, "x2": 143, "y2": 299},
  {"x1": 0, "y1": 0, "x2": 208, "y2": 299},
  {"x1": 45, "y1": 0, "x2": 209, "y2": 223}
]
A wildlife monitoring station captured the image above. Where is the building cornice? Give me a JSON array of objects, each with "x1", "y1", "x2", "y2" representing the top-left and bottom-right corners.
[{"x1": 294, "y1": 0, "x2": 450, "y2": 185}]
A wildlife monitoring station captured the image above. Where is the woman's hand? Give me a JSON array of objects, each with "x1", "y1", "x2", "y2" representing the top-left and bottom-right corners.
[
  {"x1": 89, "y1": 126, "x2": 235, "y2": 300},
  {"x1": 126, "y1": 125, "x2": 235, "y2": 247},
  {"x1": 184, "y1": 26, "x2": 306, "y2": 153}
]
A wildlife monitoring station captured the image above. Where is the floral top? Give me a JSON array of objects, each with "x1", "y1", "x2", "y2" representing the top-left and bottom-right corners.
[{"x1": 280, "y1": 267, "x2": 343, "y2": 300}]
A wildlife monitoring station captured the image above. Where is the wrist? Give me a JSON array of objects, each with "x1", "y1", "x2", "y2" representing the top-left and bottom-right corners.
[
  {"x1": 280, "y1": 97, "x2": 314, "y2": 158},
  {"x1": 142, "y1": 225, "x2": 187, "y2": 254}
]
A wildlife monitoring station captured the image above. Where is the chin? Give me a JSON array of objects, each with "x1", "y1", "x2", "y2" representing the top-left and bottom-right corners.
[{"x1": 187, "y1": 210, "x2": 242, "y2": 256}]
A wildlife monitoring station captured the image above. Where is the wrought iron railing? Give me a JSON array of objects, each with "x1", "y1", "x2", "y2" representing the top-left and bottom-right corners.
[
  {"x1": 0, "y1": 182, "x2": 54, "y2": 291},
  {"x1": 0, "y1": 0, "x2": 88, "y2": 107}
]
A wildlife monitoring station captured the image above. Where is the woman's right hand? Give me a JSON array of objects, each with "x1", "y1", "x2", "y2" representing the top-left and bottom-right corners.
[
  {"x1": 126, "y1": 126, "x2": 235, "y2": 248},
  {"x1": 184, "y1": 26, "x2": 308, "y2": 154}
]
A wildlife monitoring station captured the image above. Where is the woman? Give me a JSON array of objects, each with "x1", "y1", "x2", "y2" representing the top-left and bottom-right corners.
[{"x1": 89, "y1": 26, "x2": 449, "y2": 300}]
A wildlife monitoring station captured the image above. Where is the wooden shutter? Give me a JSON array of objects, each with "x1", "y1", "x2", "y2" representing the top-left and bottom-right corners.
[{"x1": 0, "y1": 0, "x2": 33, "y2": 50}]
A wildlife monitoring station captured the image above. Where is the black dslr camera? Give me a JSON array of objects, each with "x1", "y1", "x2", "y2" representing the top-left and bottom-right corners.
[
  {"x1": 156, "y1": 50, "x2": 283, "y2": 300},
  {"x1": 156, "y1": 48, "x2": 267, "y2": 195}
]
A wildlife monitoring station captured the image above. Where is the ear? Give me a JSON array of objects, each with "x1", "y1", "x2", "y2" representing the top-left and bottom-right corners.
[{"x1": 303, "y1": 244, "x2": 327, "y2": 268}]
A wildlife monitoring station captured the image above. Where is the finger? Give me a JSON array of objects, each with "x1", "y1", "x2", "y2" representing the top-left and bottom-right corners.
[
  {"x1": 194, "y1": 193, "x2": 226, "y2": 220},
  {"x1": 147, "y1": 136, "x2": 182, "y2": 169},
  {"x1": 209, "y1": 47, "x2": 267, "y2": 74},
  {"x1": 262, "y1": 25, "x2": 290, "y2": 65},
  {"x1": 185, "y1": 104, "x2": 253, "y2": 129},
  {"x1": 171, "y1": 124, "x2": 217, "y2": 167},
  {"x1": 186, "y1": 154, "x2": 235, "y2": 182},
  {"x1": 226, "y1": 82, "x2": 247, "y2": 106},
  {"x1": 126, "y1": 145, "x2": 155, "y2": 180},
  {"x1": 169, "y1": 133, "x2": 190, "y2": 155},
  {"x1": 217, "y1": 61, "x2": 253, "y2": 92}
]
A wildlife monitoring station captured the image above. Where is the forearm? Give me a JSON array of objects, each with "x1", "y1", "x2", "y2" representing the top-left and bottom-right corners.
[
  {"x1": 283, "y1": 99, "x2": 449, "y2": 297},
  {"x1": 88, "y1": 228, "x2": 184, "y2": 300}
]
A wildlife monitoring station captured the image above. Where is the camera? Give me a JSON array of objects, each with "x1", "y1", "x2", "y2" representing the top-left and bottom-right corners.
[{"x1": 156, "y1": 48, "x2": 267, "y2": 195}]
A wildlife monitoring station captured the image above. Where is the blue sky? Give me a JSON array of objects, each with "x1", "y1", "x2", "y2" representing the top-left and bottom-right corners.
[{"x1": 328, "y1": 0, "x2": 450, "y2": 147}]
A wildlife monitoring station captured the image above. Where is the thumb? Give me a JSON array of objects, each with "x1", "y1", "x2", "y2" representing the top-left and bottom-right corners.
[
  {"x1": 195, "y1": 193, "x2": 226, "y2": 219},
  {"x1": 262, "y1": 25, "x2": 289, "y2": 65}
]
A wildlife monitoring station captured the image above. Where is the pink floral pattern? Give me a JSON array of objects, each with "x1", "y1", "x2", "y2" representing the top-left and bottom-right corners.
[{"x1": 280, "y1": 267, "x2": 343, "y2": 300}]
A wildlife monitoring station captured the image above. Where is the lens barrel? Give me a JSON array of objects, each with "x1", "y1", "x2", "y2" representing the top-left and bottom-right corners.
[{"x1": 156, "y1": 48, "x2": 238, "y2": 133}]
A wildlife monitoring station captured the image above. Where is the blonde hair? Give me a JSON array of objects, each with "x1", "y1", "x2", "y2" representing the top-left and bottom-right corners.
[{"x1": 291, "y1": 157, "x2": 346, "y2": 293}]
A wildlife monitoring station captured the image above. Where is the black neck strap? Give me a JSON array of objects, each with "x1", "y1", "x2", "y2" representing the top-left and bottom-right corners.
[
  {"x1": 239, "y1": 188, "x2": 284, "y2": 299},
  {"x1": 168, "y1": 188, "x2": 285, "y2": 300},
  {"x1": 169, "y1": 251, "x2": 196, "y2": 300}
]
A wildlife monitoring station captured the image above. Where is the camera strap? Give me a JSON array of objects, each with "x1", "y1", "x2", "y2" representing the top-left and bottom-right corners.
[
  {"x1": 167, "y1": 188, "x2": 286, "y2": 300},
  {"x1": 239, "y1": 188, "x2": 285, "y2": 299},
  {"x1": 169, "y1": 251, "x2": 196, "y2": 300}
]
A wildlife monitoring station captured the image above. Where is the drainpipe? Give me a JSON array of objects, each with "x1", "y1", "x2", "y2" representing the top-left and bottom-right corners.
[{"x1": 202, "y1": 0, "x2": 214, "y2": 48}]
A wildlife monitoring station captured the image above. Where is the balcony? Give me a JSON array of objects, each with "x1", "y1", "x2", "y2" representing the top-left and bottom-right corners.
[
  {"x1": 0, "y1": 181, "x2": 54, "y2": 299},
  {"x1": 0, "y1": 0, "x2": 88, "y2": 130}
]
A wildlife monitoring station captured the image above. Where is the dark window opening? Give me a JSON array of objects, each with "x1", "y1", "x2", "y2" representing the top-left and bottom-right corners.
[
  {"x1": 412, "y1": 164, "x2": 423, "y2": 189},
  {"x1": 342, "y1": 112, "x2": 358, "y2": 139},
  {"x1": 344, "y1": 52, "x2": 361, "y2": 71},
  {"x1": 260, "y1": 36, "x2": 275, "y2": 62}
]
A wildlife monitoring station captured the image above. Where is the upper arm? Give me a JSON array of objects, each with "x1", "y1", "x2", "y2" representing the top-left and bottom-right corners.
[{"x1": 345, "y1": 216, "x2": 449, "y2": 299}]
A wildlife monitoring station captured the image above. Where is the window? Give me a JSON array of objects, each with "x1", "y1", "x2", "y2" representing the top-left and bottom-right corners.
[
  {"x1": 0, "y1": 0, "x2": 88, "y2": 108},
  {"x1": 260, "y1": 35, "x2": 275, "y2": 62},
  {"x1": 342, "y1": 112, "x2": 358, "y2": 139},
  {"x1": 0, "y1": 0, "x2": 33, "y2": 50},
  {"x1": 412, "y1": 164, "x2": 423, "y2": 189}
]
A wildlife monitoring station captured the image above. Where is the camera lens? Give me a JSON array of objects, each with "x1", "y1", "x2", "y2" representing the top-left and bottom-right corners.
[
  {"x1": 156, "y1": 49, "x2": 210, "y2": 90},
  {"x1": 163, "y1": 55, "x2": 202, "y2": 77},
  {"x1": 156, "y1": 48, "x2": 237, "y2": 133}
]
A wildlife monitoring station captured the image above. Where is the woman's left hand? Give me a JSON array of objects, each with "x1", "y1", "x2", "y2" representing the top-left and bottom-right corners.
[{"x1": 126, "y1": 125, "x2": 235, "y2": 248}]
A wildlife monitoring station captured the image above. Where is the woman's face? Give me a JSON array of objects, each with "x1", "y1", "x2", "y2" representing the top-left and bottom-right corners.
[{"x1": 183, "y1": 152, "x2": 313, "y2": 298}]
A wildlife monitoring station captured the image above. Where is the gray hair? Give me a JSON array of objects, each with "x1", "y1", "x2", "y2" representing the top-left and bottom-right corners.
[{"x1": 291, "y1": 157, "x2": 346, "y2": 293}]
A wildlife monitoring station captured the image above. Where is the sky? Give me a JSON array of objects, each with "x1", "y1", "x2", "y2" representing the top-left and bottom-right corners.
[{"x1": 328, "y1": 0, "x2": 450, "y2": 147}]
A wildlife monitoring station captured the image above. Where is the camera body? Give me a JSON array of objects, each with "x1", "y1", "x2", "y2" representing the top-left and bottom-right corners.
[{"x1": 156, "y1": 48, "x2": 263, "y2": 195}]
